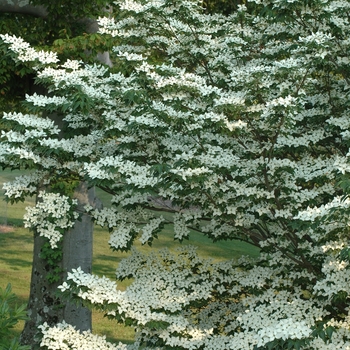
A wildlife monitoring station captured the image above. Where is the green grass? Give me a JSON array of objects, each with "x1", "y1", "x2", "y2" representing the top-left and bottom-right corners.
[{"x1": 0, "y1": 169, "x2": 259, "y2": 344}]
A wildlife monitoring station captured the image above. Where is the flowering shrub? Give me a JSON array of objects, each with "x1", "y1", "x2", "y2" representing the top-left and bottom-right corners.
[{"x1": 2, "y1": 0, "x2": 350, "y2": 348}]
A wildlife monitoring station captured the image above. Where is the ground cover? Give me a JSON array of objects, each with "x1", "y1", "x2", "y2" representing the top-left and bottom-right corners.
[{"x1": 0, "y1": 169, "x2": 259, "y2": 343}]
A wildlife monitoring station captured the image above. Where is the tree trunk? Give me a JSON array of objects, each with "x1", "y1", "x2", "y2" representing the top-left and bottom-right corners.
[
  {"x1": 20, "y1": 234, "x2": 63, "y2": 349},
  {"x1": 61, "y1": 183, "x2": 94, "y2": 330}
]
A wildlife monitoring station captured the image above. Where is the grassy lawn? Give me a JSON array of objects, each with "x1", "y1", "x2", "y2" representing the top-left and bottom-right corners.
[{"x1": 0, "y1": 169, "x2": 259, "y2": 344}]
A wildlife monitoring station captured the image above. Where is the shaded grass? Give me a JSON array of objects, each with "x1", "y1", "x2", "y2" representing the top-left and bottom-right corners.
[{"x1": 0, "y1": 169, "x2": 259, "y2": 344}]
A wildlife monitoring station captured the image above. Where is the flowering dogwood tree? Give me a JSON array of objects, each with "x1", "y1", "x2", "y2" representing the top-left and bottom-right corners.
[{"x1": 1, "y1": 0, "x2": 350, "y2": 348}]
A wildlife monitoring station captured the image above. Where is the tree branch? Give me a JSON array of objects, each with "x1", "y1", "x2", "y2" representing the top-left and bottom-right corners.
[{"x1": 0, "y1": 0, "x2": 47, "y2": 17}]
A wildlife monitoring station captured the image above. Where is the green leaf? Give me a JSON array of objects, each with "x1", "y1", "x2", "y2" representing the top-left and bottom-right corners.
[{"x1": 145, "y1": 320, "x2": 170, "y2": 330}]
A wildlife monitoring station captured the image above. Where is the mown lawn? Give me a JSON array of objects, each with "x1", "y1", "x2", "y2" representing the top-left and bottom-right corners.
[{"x1": 0, "y1": 169, "x2": 259, "y2": 344}]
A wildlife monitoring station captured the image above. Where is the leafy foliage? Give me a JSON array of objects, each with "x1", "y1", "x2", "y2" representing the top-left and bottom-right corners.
[
  {"x1": 0, "y1": 284, "x2": 29, "y2": 350},
  {"x1": 0, "y1": 1, "x2": 113, "y2": 113}
]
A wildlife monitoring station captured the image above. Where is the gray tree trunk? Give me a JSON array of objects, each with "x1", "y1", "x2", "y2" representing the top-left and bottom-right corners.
[
  {"x1": 20, "y1": 234, "x2": 64, "y2": 348},
  {"x1": 61, "y1": 183, "x2": 94, "y2": 329}
]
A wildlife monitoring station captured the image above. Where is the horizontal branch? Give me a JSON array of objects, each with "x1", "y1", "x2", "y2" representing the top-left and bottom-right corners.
[{"x1": 0, "y1": 0, "x2": 47, "y2": 17}]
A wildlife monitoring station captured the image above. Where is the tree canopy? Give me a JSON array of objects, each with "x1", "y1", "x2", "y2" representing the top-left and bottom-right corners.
[{"x1": 1, "y1": 0, "x2": 350, "y2": 348}]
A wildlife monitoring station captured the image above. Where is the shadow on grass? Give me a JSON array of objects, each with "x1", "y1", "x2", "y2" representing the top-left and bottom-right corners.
[
  {"x1": 0, "y1": 231, "x2": 32, "y2": 246},
  {"x1": 188, "y1": 237, "x2": 260, "y2": 260},
  {"x1": 4, "y1": 218, "x2": 25, "y2": 227},
  {"x1": 93, "y1": 260, "x2": 119, "y2": 279},
  {"x1": 103, "y1": 327, "x2": 135, "y2": 345},
  {"x1": 0, "y1": 256, "x2": 32, "y2": 269},
  {"x1": 0, "y1": 216, "x2": 25, "y2": 227},
  {"x1": 92, "y1": 310, "x2": 135, "y2": 345},
  {"x1": 141, "y1": 230, "x2": 260, "y2": 262}
]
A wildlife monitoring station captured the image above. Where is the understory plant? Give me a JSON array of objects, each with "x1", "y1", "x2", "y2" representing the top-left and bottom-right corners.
[
  {"x1": 1, "y1": 0, "x2": 350, "y2": 349},
  {"x1": 0, "y1": 284, "x2": 29, "y2": 350}
]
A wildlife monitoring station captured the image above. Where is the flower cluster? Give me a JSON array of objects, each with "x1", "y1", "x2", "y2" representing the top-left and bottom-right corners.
[
  {"x1": 2, "y1": 171, "x2": 47, "y2": 200},
  {"x1": 0, "y1": 34, "x2": 59, "y2": 65},
  {"x1": 23, "y1": 191, "x2": 79, "y2": 248},
  {"x1": 39, "y1": 321, "x2": 129, "y2": 350},
  {"x1": 256, "y1": 319, "x2": 310, "y2": 347}
]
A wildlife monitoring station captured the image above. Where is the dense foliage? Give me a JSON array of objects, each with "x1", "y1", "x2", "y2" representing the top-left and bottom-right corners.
[
  {"x1": 1, "y1": 0, "x2": 350, "y2": 348},
  {"x1": 0, "y1": 0, "x2": 113, "y2": 113}
]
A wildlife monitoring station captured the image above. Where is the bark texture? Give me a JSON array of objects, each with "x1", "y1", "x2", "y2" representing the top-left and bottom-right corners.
[
  {"x1": 20, "y1": 235, "x2": 63, "y2": 348},
  {"x1": 61, "y1": 183, "x2": 94, "y2": 330}
]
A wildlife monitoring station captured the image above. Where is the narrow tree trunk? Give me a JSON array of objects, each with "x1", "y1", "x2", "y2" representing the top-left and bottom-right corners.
[{"x1": 61, "y1": 183, "x2": 94, "y2": 330}]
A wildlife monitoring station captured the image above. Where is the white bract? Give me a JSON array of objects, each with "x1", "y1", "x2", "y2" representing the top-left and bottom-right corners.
[
  {"x1": 2, "y1": 0, "x2": 350, "y2": 348},
  {"x1": 23, "y1": 192, "x2": 78, "y2": 249}
]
